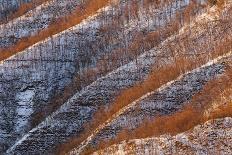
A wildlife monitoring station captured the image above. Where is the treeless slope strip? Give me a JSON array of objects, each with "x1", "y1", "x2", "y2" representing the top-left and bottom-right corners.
[{"x1": 0, "y1": 0, "x2": 110, "y2": 61}]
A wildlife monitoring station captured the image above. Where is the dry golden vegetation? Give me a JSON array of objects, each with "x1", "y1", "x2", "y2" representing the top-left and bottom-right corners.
[
  {"x1": 30, "y1": 0, "x2": 199, "y2": 135},
  {"x1": 113, "y1": 61, "x2": 232, "y2": 142},
  {"x1": 56, "y1": 22, "x2": 232, "y2": 154},
  {"x1": 208, "y1": 0, "x2": 225, "y2": 7},
  {"x1": 0, "y1": 0, "x2": 110, "y2": 61},
  {"x1": 84, "y1": 39, "x2": 232, "y2": 155},
  {"x1": 82, "y1": 51, "x2": 232, "y2": 155}
]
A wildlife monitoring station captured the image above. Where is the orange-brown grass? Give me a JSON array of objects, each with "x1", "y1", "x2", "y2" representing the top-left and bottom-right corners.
[
  {"x1": 78, "y1": 35, "x2": 232, "y2": 154},
  {"x1": 57, "y1": 40, "x2": 230, "y2": 154},
  {"x1": 57, "y1": 3, "x2": 230, "y2": 154},
  {"x1": 209, "y1": 102, "x2": 232, "y2": 119},
  {"x1": 208, "y1": 0, "x2": 226, "y2": 8},
  {"x1": 29, "y1": 0, "x2": 194, "y2": 135},
  {"x1": 0, "y1": 0, "x2": 204, "y2": 62},
  {"x1": 86, "y1": 62, "x2": 232, "y2": 155},
  {"x1": 56, "y1": 56, "x2": 201, "y2": 155},
  {"x1": 0, "y1": 0, "x2": 111, "y2": 61}
]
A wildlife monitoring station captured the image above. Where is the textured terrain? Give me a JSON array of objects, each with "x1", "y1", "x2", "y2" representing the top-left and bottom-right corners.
[
  {"x1": 94, "y1": 117, "x2": 232, "y2": 155},
  {"x1": 0, "y1": 0, "x2": 193, "y2": 152},
  {"x1": 1, "y1": 0, "x2": 232, "y2": 155},
  {"x1": 0, "y1": 0, "x2": 83, "y2": 48}
]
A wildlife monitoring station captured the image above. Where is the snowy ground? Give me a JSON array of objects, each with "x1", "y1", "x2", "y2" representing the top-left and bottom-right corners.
[
  {"x1": 69, "y1": 52, "x2": 232, "y2": 155},
  {"x1": 0, "y1": 0, "x2": 191, "y2": 153},
  {"x1": 0, "y1": 0, "x2": 32, "y2": 22},
  {"x1": 94, "y1": 117, "x2": 232, "y2": 155},
  {"x1": 6, "y1": 3, "x2": 232, "y2": 154},
  {"x1": 0, "y1": 0, "x2": 83, "y2": 48}
]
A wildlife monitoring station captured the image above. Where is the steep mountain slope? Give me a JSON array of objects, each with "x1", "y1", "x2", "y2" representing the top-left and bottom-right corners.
[
  {"x1": 0, "y1": 0, "x2": 83, "y2": 48},
  {"x1": 5, "y1": 2, "x2": 232, "y2": 154},
  {"x1": 0, "y1": 0, "x2": 193, "y2": 153},
  {"x1": 69, "y1": 53, "x2": 231, "y2": 155},
  {"x1": 94, "y1": 117, "x2": 232, "y2": 155},
  {"x1": 1, "y1": 0, "x2": 232, "y2": 155}
]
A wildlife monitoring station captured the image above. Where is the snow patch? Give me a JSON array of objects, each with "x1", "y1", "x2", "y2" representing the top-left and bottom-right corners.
[{"x1": 15, "y1": 89, "x2": 35, "y2": 132}]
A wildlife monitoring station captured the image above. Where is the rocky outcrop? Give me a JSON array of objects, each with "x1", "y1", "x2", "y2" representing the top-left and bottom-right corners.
[{"x1": 94, "y1": 117, "x2": 232, "y2": 155}]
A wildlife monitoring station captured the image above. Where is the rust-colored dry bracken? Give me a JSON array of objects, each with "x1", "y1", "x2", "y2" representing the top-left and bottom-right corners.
[{"x1": 0, "y1": 0, "x2": 111, "y2": 61}]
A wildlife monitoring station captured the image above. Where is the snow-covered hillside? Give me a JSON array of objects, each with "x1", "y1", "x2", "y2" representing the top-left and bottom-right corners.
[
  {"x1": 0, "y1": 0, "x2": 32, "y2": 22},
  {"x1": 5, "y1": 2, "x2": 232, "y2": 154},
  {"x1": 0, "y1": 0, "x2": 83, "y2": 48},
  {"x1": 0, "y1": 0, "x2": 193, "y2": 153},
  {"x1": 70, "y1": 54, "x2": 231, "y2": 155},
  {"x1": 94, "y1": 117, "x2": 232, "y2": 155},
  {"x1": 1, "y1": 0, "x2": 232, "y2": 154}
]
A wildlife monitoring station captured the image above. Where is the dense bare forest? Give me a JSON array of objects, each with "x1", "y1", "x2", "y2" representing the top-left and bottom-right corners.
[{"x1": 0, "y1": 0, "x2": 232, "y2": 155}]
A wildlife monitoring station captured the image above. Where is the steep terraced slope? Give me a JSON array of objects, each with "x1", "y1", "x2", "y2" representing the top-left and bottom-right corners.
[
  {"x1": 6, "y1": 3, "x2": 232, "y2": 154},
  {"x1": 0, "y1": 0, "x2": 191, "y2": 152},
  {"x1": 0, "y1": 0, "x2": 195, "y2": 62},
  {"x1": 94, "y1": 117, "x2": 232, "y2": 155},
  {"x1": 70, "y1": 53, "x2": 231, "y2": 155},
  {"x1": 0, "y1": 0, "x2": 83, "y2": 48}
]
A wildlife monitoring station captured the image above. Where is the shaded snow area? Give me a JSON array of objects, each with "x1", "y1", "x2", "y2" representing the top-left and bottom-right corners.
[
  {"x1": 15, "y1": 89, "x2": 35, "y2": 133},
  {"x1": 6, "y1": 4, "x2": 232, "y2": 154},
  {"x1": 0, "y1": 0, "x2": 83, "y2": 48},
  {"x1": 94, "y1": 117, "x2": 232, "y2": 155},
  {"x1": 0, "y1": 0, "x2": 32, "y2": 21},
  {"x1": 1, "y1": 0, "x2": 232, "y2": 154},
  {"x1": 0, "y1": 0, "x2": 193, "y2": 153},
  {"x1": 69, "y1": 53, "x2": 231, "y2": 155}
]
